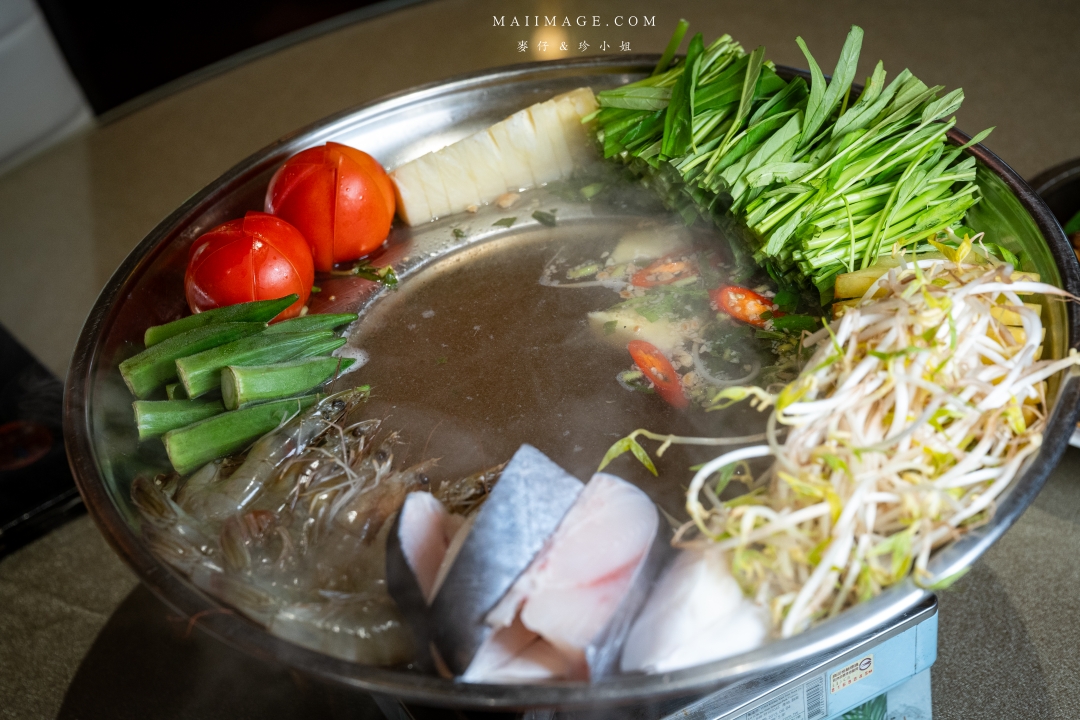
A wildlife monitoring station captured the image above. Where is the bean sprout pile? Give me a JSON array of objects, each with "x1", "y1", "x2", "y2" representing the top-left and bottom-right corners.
[{"x1": 682, "y1": 247, "x2": 1080, "y2": 637}]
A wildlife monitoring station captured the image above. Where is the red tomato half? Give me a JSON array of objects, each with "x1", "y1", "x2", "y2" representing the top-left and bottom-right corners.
[
  {"x1": 185, "y1": 211, "x2": 314, "y2": 320},
  {"x1": 627, "y1": 340, "x2": 689, "y2": 409},
  {"x1": 265, "y1": 142, "x2": 395, "y2": 272},
  {"x1": 711, "y1": 285, "x2": 780, "y2": 328}
]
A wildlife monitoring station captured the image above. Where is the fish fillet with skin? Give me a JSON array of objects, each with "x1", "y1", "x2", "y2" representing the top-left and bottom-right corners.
[
  {"x1": 428, "y1": 444, "x2": 584, "y2": 675},
  {"x1": 620, "y1": 548, "x2": 768, "y2": 674},
  {"x1": 465, "y1": 473, "x2": 659, "y2": 682}
]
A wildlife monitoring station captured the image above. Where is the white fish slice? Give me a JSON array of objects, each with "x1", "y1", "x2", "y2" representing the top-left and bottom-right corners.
[
  {"x1": 428, "y1": 445, "x2": 584, "y2": 675},
  {"x1": 620, "y1": 548, "x2": 768, "y2": 674},
  {"x1": 465, "y1": 472, "x2": 669, "y2": 682},
  {"x1": 461, "y1": 617, "x2": 573, "y2": 683},
  {"x1": 384, "y1": 492, "x2": 475, "y2": 672}
]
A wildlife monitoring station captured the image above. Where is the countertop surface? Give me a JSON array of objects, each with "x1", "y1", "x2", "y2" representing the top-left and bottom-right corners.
[{"x1": 1, "y1": 0, "x2": 1079, "y2": 718}]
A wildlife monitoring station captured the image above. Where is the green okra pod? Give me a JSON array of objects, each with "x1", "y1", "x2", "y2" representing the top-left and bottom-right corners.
[
  {"x1": 133, "y1": 398, "x2": 224, "y2": 440},
  {"x1": 263, "y1": 313, "x2": 357, "y2": 335},
  {"x1": 221, "y1": 356, "x2": 356, "y2": 410},
  {"x1": 176, "y1": 330, "x2": 338, "y2": 398},
  {"x1": 143, "y1": 295, "x2": 298, "y2": 347},
  {"x1": 162, "y1": 395, "x2": 318, "y2": 475},
  {"x1": 119, "y1": 322, "x2": 266, "y2": 399}
]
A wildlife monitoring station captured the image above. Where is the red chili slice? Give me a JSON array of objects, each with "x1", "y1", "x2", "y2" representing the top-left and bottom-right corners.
[
  {"x1": 630, "y1": 254, "x2": 698, "y2": 288},
  {"x1": 627, "y1": 340, "x2": 689, "y2": 409},
  {"x1": 710, "y1": 285, "x2": 781, "y2": 328}
]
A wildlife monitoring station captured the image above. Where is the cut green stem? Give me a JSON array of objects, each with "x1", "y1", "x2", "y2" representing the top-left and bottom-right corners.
[{"x1": 222, "y1": 356, "x2": 356, "y2": 410}]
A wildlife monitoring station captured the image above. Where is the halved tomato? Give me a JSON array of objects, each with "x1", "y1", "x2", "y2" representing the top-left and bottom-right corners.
[
  {"x1": 265, "y1": 142, "x2": 395, "y2": 271},
  {"x1": 185, "y1": 211, "x2": 314, "y2": 320}
]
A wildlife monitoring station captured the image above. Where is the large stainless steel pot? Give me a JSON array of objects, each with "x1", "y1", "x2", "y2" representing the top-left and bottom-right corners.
[{"x1": 63, "y1": 57, "x2": 1080, "y2": 711}]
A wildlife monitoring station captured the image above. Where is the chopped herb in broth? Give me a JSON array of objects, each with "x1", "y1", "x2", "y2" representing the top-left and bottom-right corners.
[{"x1": 540, "y1": 223, "x2": 817, "y2": 409}]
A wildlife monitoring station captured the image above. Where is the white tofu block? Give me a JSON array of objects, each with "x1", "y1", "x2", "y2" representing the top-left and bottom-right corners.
[
  {"x1": 389, "y1": 87, "x2": 599, "y2": 225},
  {"x1": 414, "y1": 154, "x2": 452, "y2": 220},
  {"x1": 433, "y1": 142, "x2": 484, "y2": 214},
  {"x1": 529, "y1": 99, "x2": 574, "y2": 178},
  {"x1": 389, "y1": 161, "x2": 432, "y2": 227}
]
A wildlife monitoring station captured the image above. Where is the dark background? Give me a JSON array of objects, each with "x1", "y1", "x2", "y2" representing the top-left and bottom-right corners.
[{"x1": 35, "y1": 0, "x2": 390, "y2": 115}]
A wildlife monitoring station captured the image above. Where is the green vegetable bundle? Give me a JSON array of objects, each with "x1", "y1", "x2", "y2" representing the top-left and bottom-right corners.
[
  {"x1": 119, "y1": 296, "x2": 360, "y2": 473},
  {"x1": 590, "y1": 22, "x2": 992, "y2": 297}
]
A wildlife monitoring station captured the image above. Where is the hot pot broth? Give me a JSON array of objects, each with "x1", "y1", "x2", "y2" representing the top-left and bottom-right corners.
[{"x1": 351, "y1": 218, "x2": 770, "y2": 516}]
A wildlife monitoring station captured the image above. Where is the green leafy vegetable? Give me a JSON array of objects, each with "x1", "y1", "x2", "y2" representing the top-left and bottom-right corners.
[
  {"x1": 592, "y1": 22, "x2": 990, "y2": 292},
  {"x1": 773, "y1": 288, "x2": 799, "y2": 311},
  {"x1": 1064, "y1": 209, "x2": 1080, "y2": 236},
  {"x1": 598, "y1": 435, "x2": 658, "y2": 476},
  {"x1": 796, "y1": 27, "x2": 863, "y2": 150},
  {"x1": 661, "y1": 32, "x2": 705, "y2": 159},
  {"x1": 532, "y1": 210, "x2": 558, "y2": 227},
  {"x1": 348, "y1": 260, "x2": 398, "y2": 287},
  {"x1": 580, "y1": 182, "x2": 606, "y2": 199},
  {"x1": 652, "y1": 18, "x2": 689, "y2": 76},
  {"x1": 492, "y1": 217, "x2": 517, "y2": 228}
]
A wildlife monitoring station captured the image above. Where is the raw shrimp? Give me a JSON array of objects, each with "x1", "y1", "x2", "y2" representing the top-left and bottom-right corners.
[
  {"x1": 132, "y1": 385, "x2": 466, "y2": 667},
  {"x1": 176, "y1": 387, "x2": 369, "y2": 521},
  {"x1": 131, "y1": 474, "x2": 221, "y2": 575},
  {"x1": 435, "y1": 462, "x2": 504, "y2": 515}
]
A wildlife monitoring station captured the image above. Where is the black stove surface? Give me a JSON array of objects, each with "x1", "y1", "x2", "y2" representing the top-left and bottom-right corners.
[{"x1": 0, "y1": 323, "x2": 83, "y2": 557}]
